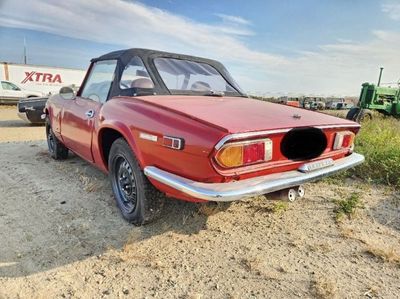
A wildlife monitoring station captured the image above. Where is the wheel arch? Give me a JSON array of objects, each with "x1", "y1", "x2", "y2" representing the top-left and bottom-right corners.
[{"x1": 98, "y1": 124, "x2": 144, "y2": 171}]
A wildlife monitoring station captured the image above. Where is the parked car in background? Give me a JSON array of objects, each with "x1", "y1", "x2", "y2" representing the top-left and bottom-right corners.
[
  {"x1": 17, "y1": 97, "x2": 48, "y2": 124},
  {"x1": 278, "y1": 97, "x2": 301, "y2": 108},
  {"x1": 0, "y1": 80, "x2": 44, "y2": 104},
  {"x1": 17, "y1": 85, "x2": 80, "y2": 124},
  {"x1": 45, "y1": 48, "x2": 364, "y2": 225},
  {"x1": 287, "y1": 100, "x2": 300, "y2": 107}
]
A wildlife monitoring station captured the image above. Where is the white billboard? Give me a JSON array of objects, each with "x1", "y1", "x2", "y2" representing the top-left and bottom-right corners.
[{"x1": 0, "y1": 62, "x2": 86, "y2": 94}]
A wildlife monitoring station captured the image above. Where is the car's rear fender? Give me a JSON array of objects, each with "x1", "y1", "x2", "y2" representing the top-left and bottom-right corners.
[{"x1": 95, "y1": 122, "x2": 143, "y2": 172}]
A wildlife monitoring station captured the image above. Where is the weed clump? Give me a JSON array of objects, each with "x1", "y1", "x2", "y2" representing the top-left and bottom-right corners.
[{"x1": 334, "y1": 193, "x2": 362, "y2": 220}]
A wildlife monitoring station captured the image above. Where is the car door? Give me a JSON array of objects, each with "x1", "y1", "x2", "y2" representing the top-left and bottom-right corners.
[{"x1": 60, "y1": 60, "x2": 117, "y2": 162}]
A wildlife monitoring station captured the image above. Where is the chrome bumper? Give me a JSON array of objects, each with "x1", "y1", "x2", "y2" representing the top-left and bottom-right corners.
[
  {"x1": 144, "y1": 153, "x2": 364, "y2": 202},
  {"x1": 17, "y1": 112, "x2": 29, "y2": 123}
]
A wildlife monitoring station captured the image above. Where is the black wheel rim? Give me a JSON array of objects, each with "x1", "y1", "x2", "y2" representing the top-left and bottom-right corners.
[
  {"x1": 114, "y1": 156, "x2": 137, "y2": 213},
  {"x1": 47, "y1": 127, "x2": 55, "y2": 154}
]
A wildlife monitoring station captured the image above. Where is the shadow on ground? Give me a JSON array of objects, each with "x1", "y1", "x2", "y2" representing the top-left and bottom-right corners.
[
  {"x1": 0, "y1": 141, "x2": 228, "y2": 278},
  {"x1": 0, "y1": 119, "x2": 43, "y2": 128}
]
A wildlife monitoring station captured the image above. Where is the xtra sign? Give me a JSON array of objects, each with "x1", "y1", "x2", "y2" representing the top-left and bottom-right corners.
[
  {"x1": 1, "y1": 62, "x2": 86, "y2": 94},
  {"x1": 21, "y1": 71, "x2": 62, "y2": 84}
]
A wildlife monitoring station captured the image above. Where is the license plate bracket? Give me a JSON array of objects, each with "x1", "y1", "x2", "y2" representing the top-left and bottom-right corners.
[{"x1": 298, "y1": 158, "x2": 334, "y2": 173}]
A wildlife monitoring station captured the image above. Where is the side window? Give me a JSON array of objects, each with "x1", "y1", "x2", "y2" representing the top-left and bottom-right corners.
[
  {"x1": 1, "y1": 82, "x2": 10, "y2": 90},
  {"x1": 81, "y1": 60, "x2": 117, "y2": 103},
  {"x1": 2, "y1": 81, "x2": 18, "y2": 90},
  {"x1": 120, "y1": 56, "x2": 154, "y2": 89}
]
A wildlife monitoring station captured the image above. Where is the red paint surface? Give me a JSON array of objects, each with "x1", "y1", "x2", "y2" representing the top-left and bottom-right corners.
[
  {"x1": 134, "y1": 95, "x2": 356, "y2": 133},
  {"x1": 46, "y1": 93, "x2": 360, "y2": 202}
]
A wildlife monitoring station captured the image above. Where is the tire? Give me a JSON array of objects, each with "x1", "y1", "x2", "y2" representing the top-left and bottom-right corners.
[
  {"x1": 346, "y1": 107, "x2": 360, "y2": 121},
  {"x1": 46, "y1": 118, "x2": 68, "y2": 160},
  {"x1": 108, "y1": 138, "x2": 165, "y2": 225},
  {"x1": 356, "y1": 109, "x2": 373, "y2": 122}
]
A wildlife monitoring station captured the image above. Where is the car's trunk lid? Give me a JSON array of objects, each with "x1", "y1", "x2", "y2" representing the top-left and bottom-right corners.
[{"x1": 133, "y1": 95, "x2": 358, "y2": 133}]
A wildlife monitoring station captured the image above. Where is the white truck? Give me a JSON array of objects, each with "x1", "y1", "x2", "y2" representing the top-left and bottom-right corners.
[
  {"x1": 0, "y1": 62, "x2": 86, "y2": 104},
  {"x1": 0, "y1": 80, "x2": 44, "y2": 104}
]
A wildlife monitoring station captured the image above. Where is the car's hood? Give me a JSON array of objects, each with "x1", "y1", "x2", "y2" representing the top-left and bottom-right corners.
[
  {"x1": 24, "y1": 90, "x2": 45, "y2": 96},
  {"x1": 134, "y1": 95, "x2": 357, "y2": 133}
]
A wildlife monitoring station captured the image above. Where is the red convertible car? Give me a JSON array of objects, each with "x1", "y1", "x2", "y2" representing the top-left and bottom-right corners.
[{"x1": 45, "y1": 49, "x2": 364, "y2": 225}]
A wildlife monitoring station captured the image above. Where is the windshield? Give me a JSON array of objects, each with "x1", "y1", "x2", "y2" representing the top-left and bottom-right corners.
[{"x1": 154, "y1": 57, "x2": 241, "y2": 96}]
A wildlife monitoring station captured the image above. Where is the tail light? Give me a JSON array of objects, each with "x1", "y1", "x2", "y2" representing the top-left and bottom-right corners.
[
  {"x1": 215, "y1": 139, "x2": 273, "y2": 168},
  {"x1": 333, "y1": 131, "x2": 355, "y2": 150}
]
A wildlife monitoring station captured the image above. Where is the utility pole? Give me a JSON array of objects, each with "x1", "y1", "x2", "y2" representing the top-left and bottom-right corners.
[{"x1": 23, "y1": 37, "x2": 27, "y2": 64}]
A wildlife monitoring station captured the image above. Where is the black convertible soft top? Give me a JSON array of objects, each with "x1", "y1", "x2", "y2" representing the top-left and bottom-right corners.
[{"x1": 88, "y1": 48, "x2": 245, "y2": 98}]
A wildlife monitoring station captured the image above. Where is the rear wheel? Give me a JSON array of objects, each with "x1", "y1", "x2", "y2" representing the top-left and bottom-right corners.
[
  {"x1": 46, "y1": 118, "x2": 68, "y2": 160},
  {"x1": 108, "y1": 138, "x2": 165, "y2": 225}
]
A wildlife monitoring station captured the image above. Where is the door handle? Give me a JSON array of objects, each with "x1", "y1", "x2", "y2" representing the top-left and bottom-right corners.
[{"x1": 85, "y1": 110, "x2": 95, "y2": 118}]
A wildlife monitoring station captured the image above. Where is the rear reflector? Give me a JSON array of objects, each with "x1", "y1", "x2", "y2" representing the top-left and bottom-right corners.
[
  {"x1": 243, "y1": 142, "x2": 265, "y2": 164},
  {"x1": 333, "y1": 131, "x2": 355, "y2": 150},
  {"x1": 215, "y1": 139, "x2": 273, "y2": 168}
]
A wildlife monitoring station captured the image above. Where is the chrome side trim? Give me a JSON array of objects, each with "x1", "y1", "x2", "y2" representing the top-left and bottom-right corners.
[
  {"x1": 139, "y1": 132, "x2": 158, "y2": 142},
  {"x1": 214, "y1": 124, "x2": 360, "y2": 150},
  {"x1": 215, "y1": 129, "x2": 290, "y2": 150},
  {"x1": 315, "y1": 124, "x2": 360, "y2": 129},
  {"x1": 144, "y1": 153, "x2": 364, "y2": 202}
]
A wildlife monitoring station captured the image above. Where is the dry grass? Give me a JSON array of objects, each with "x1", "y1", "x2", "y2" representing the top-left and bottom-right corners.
[
  {"x1": 78, "y1": 174, "x2": 101, "y2": 192},
  {"x1": 339, "y1": 227, "x2": 400, "y2": 265},
  {"x1": 339, "y1": 227, "x2": 361, "y2": 241},
  {"x1": 364, "y1": 244, "x2": 400, "y2": 264},
  {"x1": 197, "y1": 204, "x2": 219, "y2": 216},
  {"x1": 363, "y1": 286, "x2": 380, "y2": 298},
  {"x1": 312, "y1": 275, "x2": 338, "y2": 299},
  {"x1": 323, "y1": 109, "x2": 347, "y2": 118},
  {"x1": 309, "y1": 242, "x2": 333, "y2": 254},
  {"x1": 197, "y1": 202, "x2": 229, "y2": 216},
  {"x1": 240, "y1": 257, "x2": 282, "y2": 280}
]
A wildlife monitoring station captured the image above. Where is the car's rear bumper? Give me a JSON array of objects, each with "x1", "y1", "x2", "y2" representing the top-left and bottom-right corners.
[
  {"x1": 144, "y1": 153, "x2": 365, "y2": 202},
  {"x1": 17, "y1": 97, "x2": 47, "y2": 124}
]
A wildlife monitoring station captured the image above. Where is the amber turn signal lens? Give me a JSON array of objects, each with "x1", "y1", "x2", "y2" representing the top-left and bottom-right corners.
[
  {"x1": 215, "y1": 139, "x2": 273, "y2": 168},
  {"x1": 216, "y1": 145, "x2": 243, "y2": 168}
]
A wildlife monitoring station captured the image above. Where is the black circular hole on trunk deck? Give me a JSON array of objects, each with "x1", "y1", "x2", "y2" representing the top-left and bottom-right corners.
[{"x1": 280, "y1": 127, "x2": 327, "y2": 161}]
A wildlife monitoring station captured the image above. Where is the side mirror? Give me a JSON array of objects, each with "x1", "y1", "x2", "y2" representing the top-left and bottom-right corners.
[{"x1": 59, "y1": 86, "x2": 75, "y2": 100}]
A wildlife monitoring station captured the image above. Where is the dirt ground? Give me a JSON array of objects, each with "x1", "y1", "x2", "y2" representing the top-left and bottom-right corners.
[
  {"x1": 0, "y1": 106, "x2": 45, "y2": 142},
  {"x1": 0, "y1": 106, "x2": 399, "y2": 298}
]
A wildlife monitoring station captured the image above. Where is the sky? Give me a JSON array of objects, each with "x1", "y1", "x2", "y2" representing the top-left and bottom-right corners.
[{"x1": 0, "y1": 0, "x2": 399, "y2": 96}]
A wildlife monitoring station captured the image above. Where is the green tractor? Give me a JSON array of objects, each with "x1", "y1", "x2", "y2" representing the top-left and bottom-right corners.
[{"x1": 347, "y1": 67, "x2": 400, "y2": 122}]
